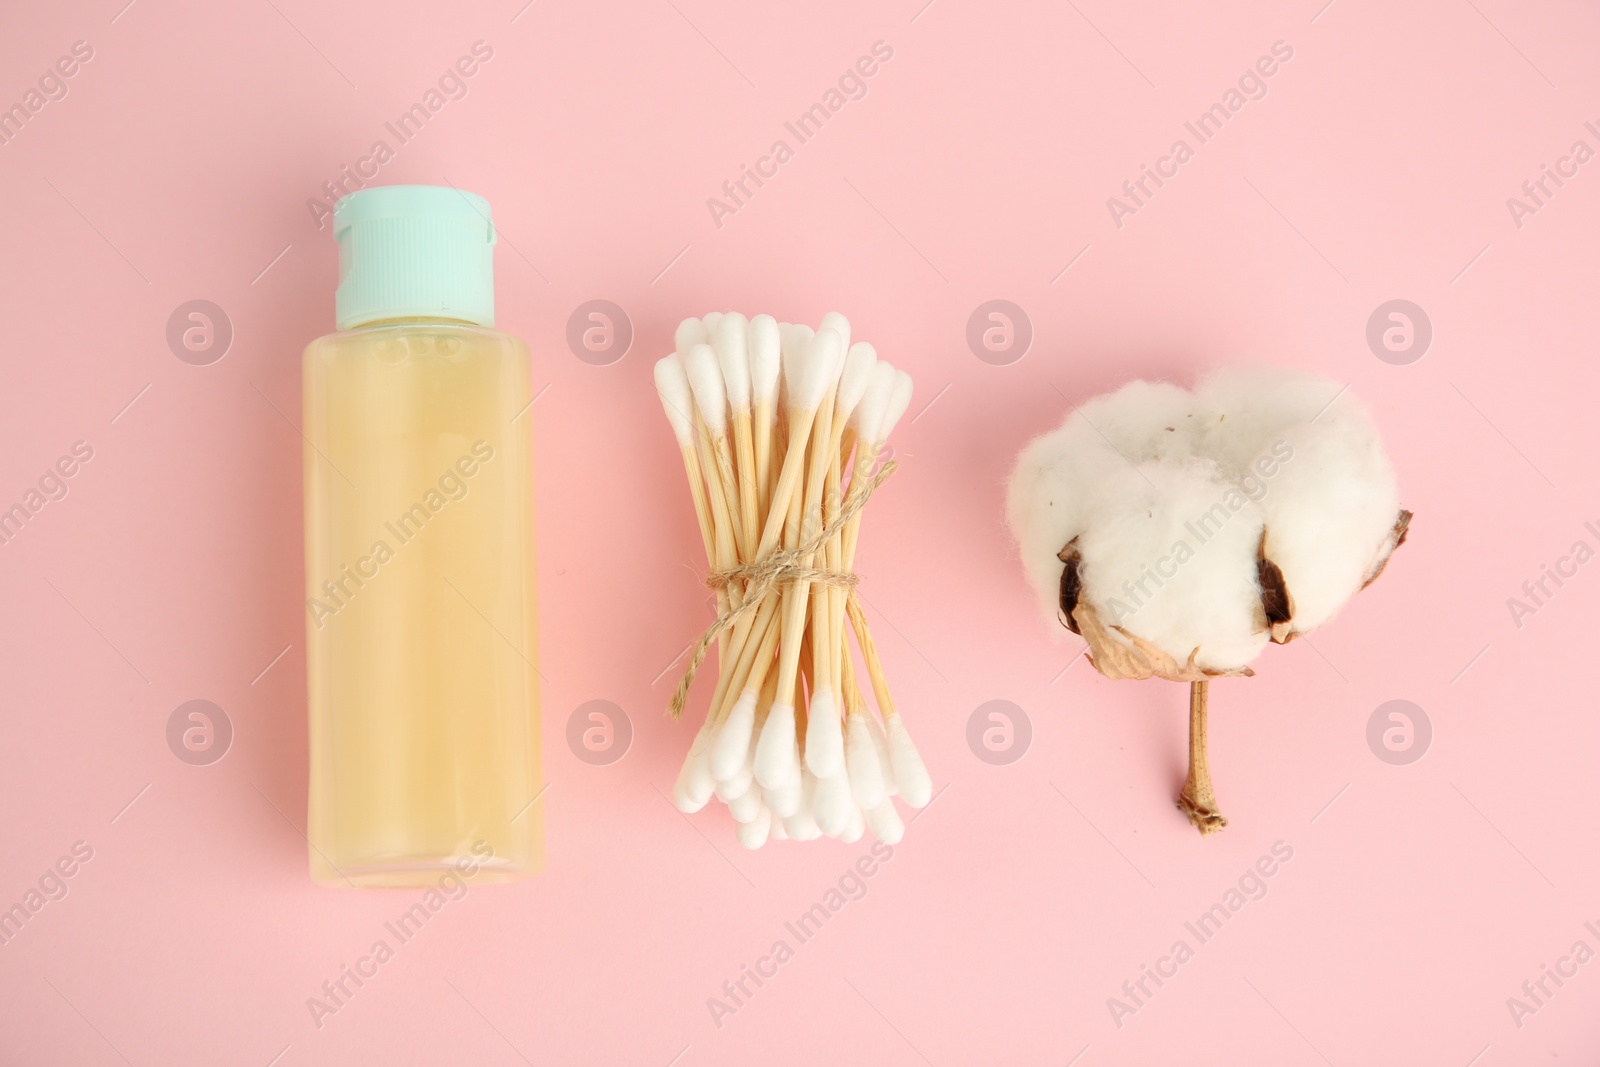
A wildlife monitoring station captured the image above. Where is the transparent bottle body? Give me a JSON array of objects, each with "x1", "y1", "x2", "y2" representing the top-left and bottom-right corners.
[{"x1": 302, "y1": 320, "x2": 541, "y2": 887}]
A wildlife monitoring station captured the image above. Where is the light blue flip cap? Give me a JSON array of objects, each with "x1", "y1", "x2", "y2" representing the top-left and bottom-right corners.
[{"x1": 333, "y1": 185, "x2": 497, "y2": 330}]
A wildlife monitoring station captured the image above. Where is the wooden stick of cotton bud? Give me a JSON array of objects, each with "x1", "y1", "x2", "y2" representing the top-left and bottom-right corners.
[
  {"x1": 845, "y1": 596, "x2": 932, "y2": 808},
  {"x1": 752, "y1": 455, "x2": 810, "y2": 790},
  {"x1": 653, "y1": 353, "x2": 716, "y2": 565},
  {"x1": 758, "y1": 329, "x2": 845, "y2": 785},
  {"x1": 684, "y1": 343, "x2": 748, "y2": 578},
  {"x1": 789, "y1": 328, "x2": 847, "y2": 778},
  {"x1": 656, "y1": 352, "x2": 724, "y2": 812},
  {"x1": 808, "y1": 334, "x2": 877, "y2": 781},
  {"x1": 840, "y1": 366, "x2": 931, "y2": 807}
]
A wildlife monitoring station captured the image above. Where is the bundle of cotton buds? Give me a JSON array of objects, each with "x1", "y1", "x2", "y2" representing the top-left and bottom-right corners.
[
  {"x1": 654, "y1": 311, "x2": 932, "y2": 849},
  {"x1": 1006, "y1": 368, "x2": 1410, "y2": 834}
]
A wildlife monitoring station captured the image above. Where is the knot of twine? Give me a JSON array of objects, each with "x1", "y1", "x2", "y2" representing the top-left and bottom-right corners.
[{"x1": 668, "y1": 460, "x2": 897, "y2": 720}]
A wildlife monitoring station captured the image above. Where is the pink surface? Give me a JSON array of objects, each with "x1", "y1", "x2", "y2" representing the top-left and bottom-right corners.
[{"x1": 2, "y1": 1, "x2": 1597, "y2": 1064}]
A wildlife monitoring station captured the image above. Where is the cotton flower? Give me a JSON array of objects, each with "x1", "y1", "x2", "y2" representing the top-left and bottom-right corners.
[{"x1": 1006, "y1": 368, "x2": 1410, "y2": 835}]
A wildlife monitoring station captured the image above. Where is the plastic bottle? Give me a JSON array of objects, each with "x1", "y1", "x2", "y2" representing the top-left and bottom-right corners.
[{"x1": 302, "y1": 185, "x2": 541, "y2": 887}]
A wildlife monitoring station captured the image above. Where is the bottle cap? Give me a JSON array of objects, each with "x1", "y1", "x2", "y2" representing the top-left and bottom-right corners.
[{"x1": 333, "y1": 185, "x2": 497, "y2": 330}]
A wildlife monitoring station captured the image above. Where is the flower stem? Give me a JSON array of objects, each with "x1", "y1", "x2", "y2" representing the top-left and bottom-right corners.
[{"x1": 1177, "y1": 679, "x2": 1227, "y2": 836}]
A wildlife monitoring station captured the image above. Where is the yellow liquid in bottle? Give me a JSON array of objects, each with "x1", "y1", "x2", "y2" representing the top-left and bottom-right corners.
[{"x1": 302, "y1": 320, "x2": 541, "y2": 887}]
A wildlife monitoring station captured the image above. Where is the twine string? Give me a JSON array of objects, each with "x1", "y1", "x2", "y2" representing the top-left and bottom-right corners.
[{"x1": 667, "y1": 459, "x2": 896, "y2": 719}]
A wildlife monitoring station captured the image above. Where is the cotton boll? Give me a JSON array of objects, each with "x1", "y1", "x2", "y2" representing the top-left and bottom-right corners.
[
  {"x1": 769, "y1": 818, "x2": 789, "y2": 842},
  {"x1": 1074, "y1": 456, "x2": 1270, "y2": 673},
  {"x1": 1253, "y1": 414, "x2": 1401, "y2": 635},
  {"x1": 1005, "y1": 419, "x2": 1128, "y2": 620},
  {"x1": 1191, "y1": 367, "x2": 1346, "y2": 478},
  {"x1": 1075, "y1": 379, "x2": 1197, "y2": 463},
  {"x1": 1004, "y1": 379, "x2": 1195, "y2": 622}
]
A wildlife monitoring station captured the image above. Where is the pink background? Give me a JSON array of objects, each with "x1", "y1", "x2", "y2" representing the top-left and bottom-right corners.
[{"x1": 2, "y1": 0, "x2": 1598, "y2": 1063}]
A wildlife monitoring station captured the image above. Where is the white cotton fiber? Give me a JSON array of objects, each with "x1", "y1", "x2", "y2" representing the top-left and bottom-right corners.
[
  {"x1": 1005, "y1": 380, "x2": 1198, "y2": 615},
  {"x1": 710, "y1": 692, "x2": 756, "y2": 781},
  {"x1": 1251, "y1": 417, "x2": 1400, "y2": 635},
  {"x1": 885, "y1": 713, "x2": 931, "y2": 807},
  {"x1": 844, "y1": 712, "x2": 886, "y2": 809},
  {"x1": 735, "y1": 805, "x2": 772, "y2": 848},
  {"x1": 864, "y1": 799, "x2": 905, "y2": 845},
  {"x1": 838, "y1": 803, "x2": 866, "y2": 843},
  {"x1": 754, "y1": 702, "x2": 797, "y2": 789},
  {"x1": 1074, "y1": 456, "x2": 1270, "y2": 673},
  {"x1": 1005, "y1": 369, "x2": 1405, "y2": 670},
  {"x1": 728, "y1": 783, "x2": 764, "y2": 824},
  {"x1": 812, "y1": 771, "x2": 853, "y2": 836},
  {"x1": 766, "y1": 767, "x2": 802, "y2": 818},
  {"x1": 673, "y1": 718, "x2": 716, "y2": 813},
  {"x1": 785, "y1": 774, "x2": 822, "y2": 840}
]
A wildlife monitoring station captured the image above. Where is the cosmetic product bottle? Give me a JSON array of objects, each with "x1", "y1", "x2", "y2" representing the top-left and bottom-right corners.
[{"x1": 302, "y1": 185, "x2": 541, "y2": 887}]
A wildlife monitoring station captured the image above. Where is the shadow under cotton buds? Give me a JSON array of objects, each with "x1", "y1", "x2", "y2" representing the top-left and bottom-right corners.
[{"x1": 655, "y1": 311, "x2": 927, "y2": 849}]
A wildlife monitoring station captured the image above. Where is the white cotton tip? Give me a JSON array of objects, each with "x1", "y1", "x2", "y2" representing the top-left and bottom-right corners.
[
  {"x1": 754, "y1": 702, "x2": 798, "y2": 788},
  {"x1": 819, "y1": 311, "x2": 851, "y2": 356},
  {"x1": 766, "y1": 766, "x2": 803, "y2": 818},
  {"x1": 715, "y1": 312, "x2": 751, "y2": 410},
  {"x1": 714, "y1": 760, "x2": 754, "y2": 802},
  {"x1": 838, "y1": 803, "x2": 866, "y2": 843},
  {"x1": 809, "y1": 328, "x2": 846, "y2": 404},
  {"x1": 769, "y1": 817, "x2": 789, "y2": 841},
  {"x1": 865, "y1": 709, "x2": 897, "y2": 796},
  {"x1": 885, "y1": 713, "x2": 932, "y2": 808},
  {"x1": 674, "y1": 741, "x2": 715, "y2": 813},
  {"x1": 749, "y1": 315, "x2": 782, "y2": 405},
  {"x1": 684, "y1": 343, "x2": 728, "y2": 434},
  {"x1": 853, "y1": 361, "x2": 896, "y2": 442},
  {"x1": 674, "y1": 317, "x2": 707, "y2": 356},
  {"x1": 812, "y1": 771, "x2": 853, "y2": 836},
  {"x1": 710, "y1": 692, "x2": 757, "y2": 782},
  {"x1": 864, "y1": 799, "x2": 905, "y2": 844},
  {"x1": 728, "y1": 783, "x2": 765, "y2": 824},
  {"x1": 780, "y1": 323, "x2": 813, "y2": 363},
  {"x1": 804, "y1": 688, "x2": 844, "y2": 778},
  {"x1": 880, "y1": 369, "x2": 914, "y2": 442},
  {"x1": 785, "y1": 781, "x2": 822, "y2": 841},
  {"x1": 844, "y1": 712, "x2": 887, "y2": 809},
  {"x1": 836, "y1": 342, "x2": 877, "y2": 424},
  {"x1": 701, "y1": 311, "x2": 724, "y2": 336},
  {"x1": 783, "y1": 327, "x2": 841, "y2": 412},
  {"x1": 653, "y1": 355, "x2": 695, "y2": 448}
]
